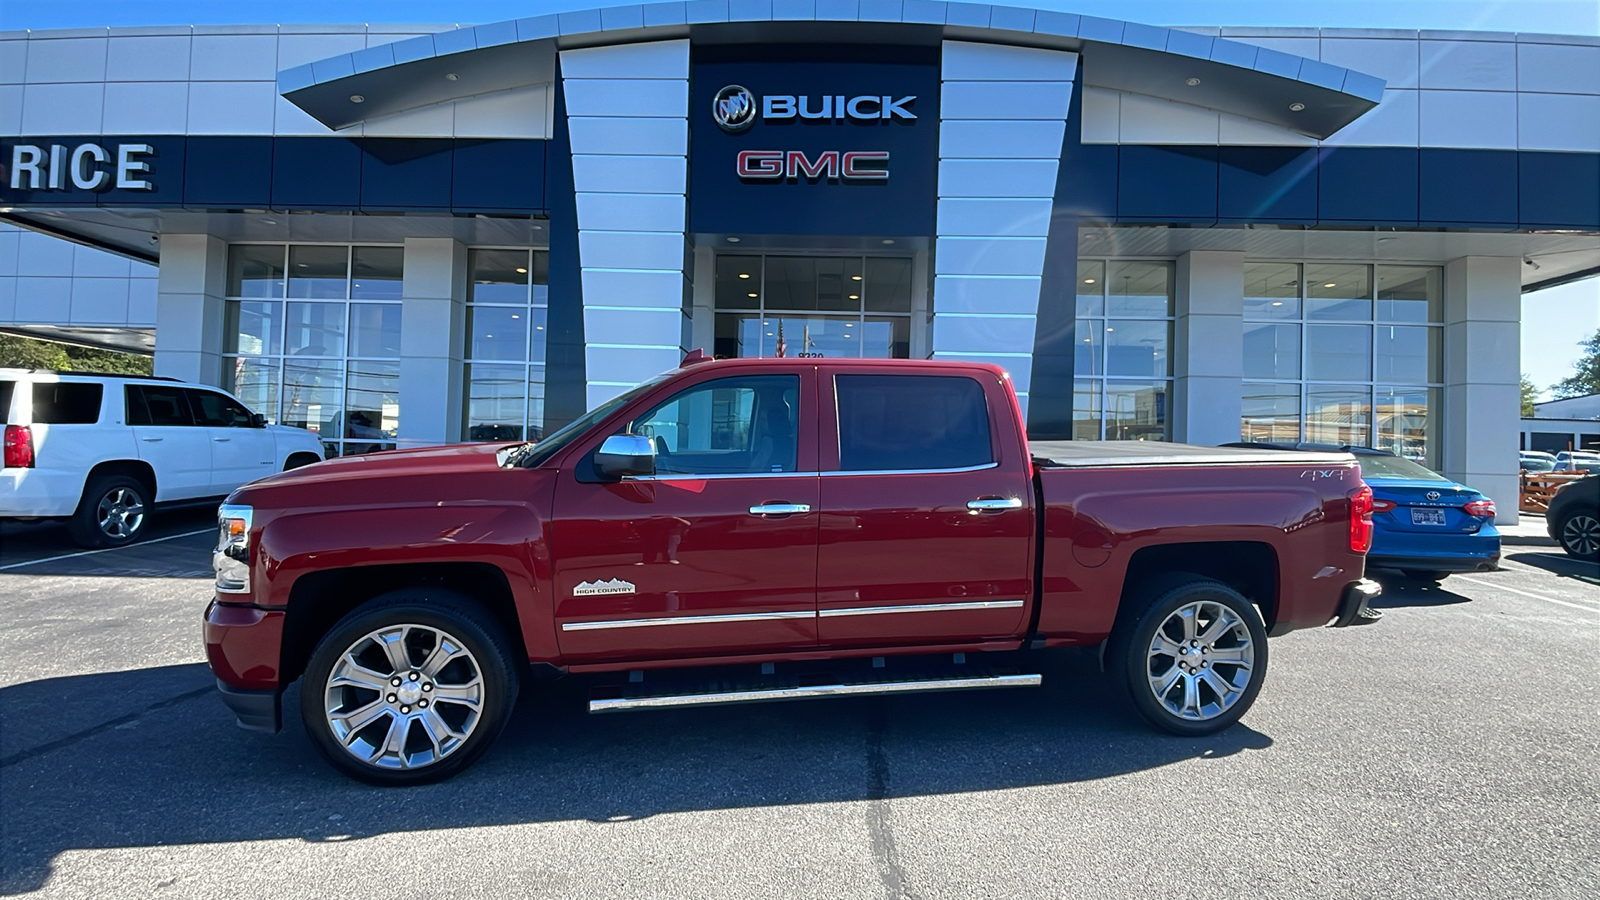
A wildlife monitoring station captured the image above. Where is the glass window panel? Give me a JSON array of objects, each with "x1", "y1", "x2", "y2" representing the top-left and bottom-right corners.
[
  {"x1": 1104, "y1": 319, "x2": 1171, "y2": 377},
  {"x1": 285, "y1": 301, "x2": 347, "y2": 357},
  {"x1": 225, "y1": 300, "x2": 283, "y2": 356},
  {"x1": 835, "y1": 374, "x2": 990, "y2": 471},
  {"x1": 740, "y1": 314, "x2": 860, "y2": 358},
  {"x1": 467, "y1": 306, "x2": 531, "y2": 361},
  {"x1": 1243, "y1": 262, "x2": 1301, "y2": 319},
  {"x1": 1305, "y1": 324, "x2": 1371, "y2": 381},
  {"x1": 864, "y1": 257, "x2": 912, "y2": 312},
  {"x1": 1076, "y1": 261, "x2": 1105, "y2": 316},
  {"x1": 1106, "y1": 261, "x2": 1172, "y2": 317},
  {"x1": 764, "y1": 257, "x2": 822, "y2": 311},
  {"x1": 287, "y1": 245, "x2": 349, "y2": 299},
  {"x1": 714, "y1": 312, "x2": 744, "y2": 359},
  {"x1": 350, "y1": 247, "x2": 404, "y2": 300},
  {"x1": 468, "y1": 249, "x2": 531, "y2": 304},
  {"x1": 817, "y1": 257, "x2": 864, "y2": 312},
  {"x1": 1104, "y1": 380, "x2": 1171, "y2": 441},
  {"x1": 465, "y1": 364, "x2": 527, "y2": 442},
  {"x1": 1073, "y1": 379, "x2": 1102, "y2": 440},
  {"x1": 224, "y1": 357, "x2": 279, "y2": 423},
  {"x1": 1305, "y1": 263, "x2": 1372, "y2": 320},
  {"x1": 1375, "y1": 387, "x2": 1438, "y2": 467},
  {"x1": 281, "y1": 359, "x2": 344, "y2": 454},
  {"x1": 1377, "y1": 266, "x2": 1442, "y2": 323},
  {"x1": 1241, "y1": 383, "x2": 1301, "y2": 443},
  {"x1": 632, "y1": 375, "x2": 802, "y2": 474},
  {"x1": 715, "y1": 255, "x2": 762, "y2": 310},
  {"x1": 529, "y1": 307, "x2": 548, "y2": 364},
  {"x1": 862, "y1": 315, "x2": 911, "y2": 359},
  {"x1": 344, "y1": 361, "x2": 399, "y2": 454},
  {"x1": 1305, "y1": 386, "x2": 1371, "y2": 446},
  {"x1": 1243, "y1": 322, "x2": 1301, "y2": 380},
  {"x1": 1074, "y1": 319, "x2": 1102, "y2": 376},
  {"x1": 187, "y1": 389, "x2": 254, "y2": 427},
  {"x1": 1374, "y1": 325, "x2": 1439, "y2": 384},
  {"x1": 348, "y1": 303, "x2": 402, "y2": 358},
  {"x1": 528, "y1": 367, "x2": 547, "y2": 440},
  {"x1": 530, "y1": 250, "x2": 550, "y2": 286},
  {"x1": 227, "y1": 245, "x2": 285, "y2": 299}
]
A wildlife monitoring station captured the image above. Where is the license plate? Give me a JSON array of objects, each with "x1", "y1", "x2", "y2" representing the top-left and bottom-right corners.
[{"x1": 1411, "y1": 509, "x2": 1447, "y2": 526}]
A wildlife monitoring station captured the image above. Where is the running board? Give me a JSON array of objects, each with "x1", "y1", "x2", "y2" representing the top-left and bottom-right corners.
[{"x1": 589, "y1": 673, "x2": 1042, "y2": 714}]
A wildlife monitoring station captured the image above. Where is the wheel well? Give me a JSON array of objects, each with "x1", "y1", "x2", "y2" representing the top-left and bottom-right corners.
[
  {"x1": 284, "y1": 452, "x2": 320, "y2": 471},
  {"x1": 83, "y1": 460, "x2": 157, "y2": 502},
  {"x1": 280, "y1": 562, "x2": 527, "y2": 685},
  {"x1": 1120, "y1": 542, "x2": 1280, "y2": 631}
]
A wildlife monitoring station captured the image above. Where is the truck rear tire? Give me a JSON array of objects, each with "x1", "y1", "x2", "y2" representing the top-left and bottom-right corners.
[
  {"x1": 299, "y1": 589, "x2": 520, "y2": 785},
  {"x1": 1108, "y1": 577, "x2": 1268, "y2": 737}
]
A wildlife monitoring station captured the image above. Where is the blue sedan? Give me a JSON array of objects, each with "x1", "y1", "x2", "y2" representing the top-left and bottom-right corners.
[{"x1": 1227, "y1": 443, "x2": 1501, "y2": 581}]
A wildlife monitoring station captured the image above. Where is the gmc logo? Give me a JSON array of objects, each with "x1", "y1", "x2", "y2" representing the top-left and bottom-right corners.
[{"x1": 737, "y1": 150, "x2": 890, "y2": 181}]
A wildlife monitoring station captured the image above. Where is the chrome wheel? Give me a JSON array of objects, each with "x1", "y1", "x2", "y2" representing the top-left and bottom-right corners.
[
  {"x1": 1561, "y1": 514, "x2": 1600, "y2": 558},
  {"x1": 323, "y1": 624, "x2": 484, "y2": 771},
  {"x1": 1146, "y1": 600, "x2": 1256, "y2": 722},
  {"x1": 96, "y1": 487, "x2": 145, "y2": 539}
]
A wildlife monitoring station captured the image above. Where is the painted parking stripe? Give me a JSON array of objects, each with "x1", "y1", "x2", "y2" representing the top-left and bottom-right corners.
[
  {"x1": 0, "y1": 528, "x2": 214, "y2": 573},
  {"x1": 1456, "y1": 576, "x2": 1600, "y2": 613}
]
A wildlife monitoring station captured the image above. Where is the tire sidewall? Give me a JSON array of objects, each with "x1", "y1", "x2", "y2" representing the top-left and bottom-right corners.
[
  {"x1": 299, "y1": 591, "x2": 519, "y2": 786},
  {"x1": 1558, "y1": 512, "x2": 1600, "y2": 561},
  {"x1": 70, "y1": 475, "x2": 149, "y2": 548},
  {"x1": 1115, "y1": 580, "x2": 1268, "y2": 737}
]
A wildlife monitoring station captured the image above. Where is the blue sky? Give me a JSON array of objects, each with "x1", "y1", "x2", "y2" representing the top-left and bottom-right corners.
[{"x1": 6, "y1": 1, "x2": 1598, "y2": 396}]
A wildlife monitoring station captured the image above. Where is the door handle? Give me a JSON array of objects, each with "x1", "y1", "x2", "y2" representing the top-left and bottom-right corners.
[
  {"x1": 213, "y1": 437, "x2": 231, "y2": 443},
  {"x1": 749, "y1": 502, "x2": 811, "y2": 516},
  {"x1": 967, "y1": 497, "x2": 1022, "y2": 511},
  {"x1": 141, "y1": 437, "x2": 163, "y2": 443}
]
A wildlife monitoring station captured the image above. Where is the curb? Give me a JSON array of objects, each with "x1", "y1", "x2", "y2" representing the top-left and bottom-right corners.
[{"x1": 1501, "y1": 535, "x2": 1559, "y2": 548}]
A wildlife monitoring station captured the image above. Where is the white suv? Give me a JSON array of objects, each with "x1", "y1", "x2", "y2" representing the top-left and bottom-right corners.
[{"x1": 1, "y1": 369, "x2": 324, "y2": 547}]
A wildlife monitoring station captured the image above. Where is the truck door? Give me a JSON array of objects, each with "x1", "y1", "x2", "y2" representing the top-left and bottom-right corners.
[
  {"x1": 550, "y1": 370, "x2": 820, "y2": 662},
  {"x1": 816, "y1": 368, "x2": 1034, "y2": 648}
]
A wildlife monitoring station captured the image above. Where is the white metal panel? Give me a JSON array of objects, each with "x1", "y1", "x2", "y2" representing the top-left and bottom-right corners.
[
  {"x1": 0, "y1": 40, "x2": 25, "y2": 84},
  {"x1": 578, "y1": 230, "x2": 688, "y2": 270},
  {"x1": 568, "y1": 116, "x2": 687, "y2": 155},
  {"x1": 72, "y1": 245, "x2": 132, "y2": 279},
  {"x1": 452, "y1": 86, "x2": 551, "y2": 139},
  {"x1": 272, "y1": 94, "x2": 337, "y2": 136},
  {"x1": 934, "y1": 198, "x2": 1052, "y2": 237},
  {"x1": 940, "y1": 119, "x2": 1065, "y2": 159},
  {"x1": 17, "y1": 231, "x2": 74, "y2": 276},
  {"x1": 187, "y1": 81, "x2": 277, "y2": 134},
  {"x1": 23, "y1": 37, "x2": 108, "y2": 84},
  {"x1": 20, "y1": 82, "x2": 104, "y2": 134},
  {"x1": 582, "y1": 305, "x2": 686, "y2": 344},
  {"x1": 937, "y1": 158, "x2": 1058, "y2": 198},
  {"x1": 932, "y1": 275, "x2": 1045, "y2": 316},
  {"x1": 69, "y1": 277, "x2": 131, "y2": 324},
  {"x1": 572, "y1": 153, "x2": 688, "y2": 194},
  {"x1": 578, "y1": 268, "x2": 686, "y2": 309},
  {"x1": 105, "y1": 35, "x2": 191, "y2": 82},
  {"x1": 1227, "y1": 35, "x2": 1319, "y2": 59},
  {"x1": 930, "y1": 314, "x2": 1039, "y2": 354},
  {"x1": 933, "y1": 236, "x2": 1049, "y2": 276},
  {"x1": 0, "y1": 85, "x2": 21, "y2": 135},
  {"x1": 0, "y1": 279, "x2": 15, "y2": 323},
  {"x1": 560, "y1": 39, "x2": 689, "y2": 79},
  {"x1": 360, "y1": 99, "x2": 455, "y2": 137},
  {"x1": 584, "y1": 345, "x2": 682, "y2": 390},
  {"x1": 941, "y1": 81, "x2": 1072, "y2": 120},
  {"x1": 1515, "y1": 42, "x2": 1600, "y2": 96},
  {"x1": 190, "y1": 34, "x2": 279, "y2": 81},
  {"x1": 1079, "y1": 86, "x2": 1120, "y2": 144},
  {"x1": 563, "y1": 78, "x2": 689, "y2": 117},
  {"x1": 127, "y1": 277, "x2": 157, "y2": 324},
  {"x1": 0, "y1": 229, "x2": 19, "y2": 277},
  {"x1": 1419, "y1": 89, "x2": 1517, "y2": 149},
  {"x1": 1320, "y1": 88, "x2": 1418, "y2": 147},
  {"x1": 1319, "y1": 37, "x2": 1419, "y2": 89},
  {"x1": 1219, "y1": 111, "x2": 1316, "y2": 145},
  {"x1": 574, "y1": 192, "x2": 686, "y2": 232},
  {"x1": 941, "y1": 41, "x2": 1079, "y2": 81},
  {"x1": 103, "y1": 82, "x2": 189, "y2": 133},
  {"x1": 1419, "y1": 39, "x2": 1516, "y2": 91},
  {"x1": 277, "y1": 33, "x2": 366, "y2": 71},
  {"x1": 1517, "y1": 93, "x2": 1600, "y2": 153},
  {"x1": 12, "y1": 277, "x2": 72, "y2": 323},
  {"x1": 1118, "y1": 93, "x2": 1221, "y2": 144}
]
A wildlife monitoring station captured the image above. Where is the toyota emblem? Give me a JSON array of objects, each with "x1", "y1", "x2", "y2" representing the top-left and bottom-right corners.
[
  {"x1": 712, "y1": 85, "x2": 757, "y2": 133},
  {"x1": 1426, "y1": 491, "x2": 1441, "y2": 501}
]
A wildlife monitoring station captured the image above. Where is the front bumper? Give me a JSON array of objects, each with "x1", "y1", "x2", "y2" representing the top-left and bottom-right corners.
[
  {"x1": 215, "y1": 679, "x2": 281, "y2": 733},
  {"x1": 1329, "y1": 578, "x2": 1383, "y2": 628},
  {"x1": 204, "y1": 597, "x2": 286, "y2": 733}
]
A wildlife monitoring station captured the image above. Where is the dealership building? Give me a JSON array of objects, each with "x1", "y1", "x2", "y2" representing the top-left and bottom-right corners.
[{"x1": 3, "y1": 1, "x2": 1600, "y2": 521}]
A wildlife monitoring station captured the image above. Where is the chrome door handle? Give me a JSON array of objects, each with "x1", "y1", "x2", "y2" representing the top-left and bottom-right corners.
[
  {"x1": 213, "y1": 437, "x2": 231, "y2": 442},
  {"x1": 749, "y1": 503, "x2": 811, "y2": 516},
  {"x1": 967, "y1": 497, "x2": 1022, "y2": 511},
  {"x1": 141, "y1": 437, "x2": 163, "y2": 442}
]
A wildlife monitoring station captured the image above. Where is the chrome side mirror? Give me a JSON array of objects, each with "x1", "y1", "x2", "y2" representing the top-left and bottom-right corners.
[{"x1": 594, "y1": 433, "x2": 656, "y2": 480}]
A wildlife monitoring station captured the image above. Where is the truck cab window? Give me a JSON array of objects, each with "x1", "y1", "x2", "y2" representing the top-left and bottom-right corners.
[
  {"x1": 835, "y1": 374, "x2": 991, "y2": 471},
  {"x1": 627, "y1": 375, "x2": 800, "y2": 476}
]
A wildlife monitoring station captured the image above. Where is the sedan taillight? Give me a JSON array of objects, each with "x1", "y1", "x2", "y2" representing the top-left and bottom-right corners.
[
  {"x1": 1371, "y1": 497, "x2": 1397, "y2": 513},
  {"x1": 1349, "y1": 484, "x2": 1374, "y2": 554},
  {"x1": 1463, "y1": 499, "x2": 1496, "y2": 518},
  {"x1": 3, "y1": 424, "x2": 34, "y2": 468}
]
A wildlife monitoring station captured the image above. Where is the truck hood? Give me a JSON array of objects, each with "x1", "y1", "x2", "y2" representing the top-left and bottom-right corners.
[{"x1": 240, "y1": 442, "x2": 511, "y2": 496}]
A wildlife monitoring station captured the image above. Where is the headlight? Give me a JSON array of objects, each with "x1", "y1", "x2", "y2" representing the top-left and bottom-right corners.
[{"x1": 214, "y1": 504, "x2": 254, "y2": 594}]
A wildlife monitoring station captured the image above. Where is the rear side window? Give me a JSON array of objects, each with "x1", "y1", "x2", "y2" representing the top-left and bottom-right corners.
[
  {"x1": 126, "y1": 385, "x2": 196, "y2": 427},
  {"x1": 31, "y1": 382, "x2": 104, "y2": 424},
  {"x1": 0, "y1": 381, "x2": 13, "y2": 424},
  {"x1": 835, "y1": 374, "x2": 992, "y2": 472}
]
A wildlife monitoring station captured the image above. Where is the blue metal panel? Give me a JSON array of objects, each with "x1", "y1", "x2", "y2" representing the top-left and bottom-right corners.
[
  {"x1": 544, "y1": 70, "x2": 588, "y2": 429},
  {"x1": 1518, "y1": 151, "x2": 1600, "y2": 230},
  {"x1": 454, "y1": 140, "x2": 548, "y2": 212},
  {"x1": 1420, "y1": 148, "x2": 1517, "y2": 228},
  {"x1": 359, "y1": 139, "x2": 453, "y2": 211},
  {"x1": 1118, "y1": 145, "x2": 1218, "y2": 223},
  {"x1": 1218, "y1": 146, "x2": 1318, "y2": 224},
  {"x1": 1317, "y1": 146, "x2": 1418, "y2": 225},
  {"x1": 270, "y1": 138, "x2": 362, "y2": 209},
  {"x1": 182, "y1": 137, "x2": 273, "y2": 208}
]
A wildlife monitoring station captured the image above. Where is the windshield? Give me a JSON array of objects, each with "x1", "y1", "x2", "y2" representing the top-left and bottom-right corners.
[
  {"x1": 1358, "y1": 453, "x2": 1450, "y2": 482},
  {"x1": 503, "y1": 374, "x2": 673, "y2": 469}
]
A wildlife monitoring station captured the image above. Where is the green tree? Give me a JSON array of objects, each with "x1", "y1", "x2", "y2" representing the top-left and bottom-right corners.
[
  {"x1": 1521, "y1": 374, "x2": 1539, "y2": 417},
  {"x1": 1551, "y1": 329, "x2": 1600, "y2": 399},
  {"x1": 0, "y1": 333, "x2": 152, "y2": 375}
]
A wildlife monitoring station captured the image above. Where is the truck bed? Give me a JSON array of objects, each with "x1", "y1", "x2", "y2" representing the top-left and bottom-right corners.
[{"x1": 1030, "y1": 440, "x2": 1354, "y2": 469}]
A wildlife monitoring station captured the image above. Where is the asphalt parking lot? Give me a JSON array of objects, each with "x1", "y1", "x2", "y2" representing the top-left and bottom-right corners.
[{"x1": 2, "y1": 520, "x2": 1597, "y2": 899}]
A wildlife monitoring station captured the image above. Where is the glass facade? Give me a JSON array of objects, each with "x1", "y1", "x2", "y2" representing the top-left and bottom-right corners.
[
  {"x1": 1241, "y1": 263, "x2": 1443, "y2": 467},
  {"x1": 712, "y1": 255, "x2": 914, "y2": 360},
  {"x1": 224, "y1": 244, "x2": 403, "y2": 458},
  {"x1": 463, "y1": 248, "x2": 551, "y2": 442},
  {"x1": 1073, "y1": 260, "x2": 1174, "y2": 441}
]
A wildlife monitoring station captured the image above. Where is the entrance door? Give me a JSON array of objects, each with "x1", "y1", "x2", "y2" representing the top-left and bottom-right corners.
[
  {"x1": 712, "y1": 254, "x2": 915, "y2": 360},
  {"x1": 551, "y1": 370, "x2": 820, "y2": 663},
  {"x1": 815, "y1": 368, "x2": 1035, "y2": 648}
]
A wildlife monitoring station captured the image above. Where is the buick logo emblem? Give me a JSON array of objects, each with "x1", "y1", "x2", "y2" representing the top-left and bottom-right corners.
[
  {"x1": 712, "y1": 85, "x2": 756, "y2": 133},
  {"x1": 1426, "y1": 491, "x2": 1441, "y2": 501}
]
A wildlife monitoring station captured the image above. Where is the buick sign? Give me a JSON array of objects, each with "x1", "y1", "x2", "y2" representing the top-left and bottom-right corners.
[{"x1": 712, "y1": 85, "x2": 757, "y2": 133}]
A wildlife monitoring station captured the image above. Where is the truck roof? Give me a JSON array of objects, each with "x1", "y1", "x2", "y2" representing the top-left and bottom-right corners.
[
  {"x1": 670, "y1": 356, "x2": 1010, "y2": 376},
  {"x1": 1031, "y1": 440, "x2": 1356, "y2": 468}
]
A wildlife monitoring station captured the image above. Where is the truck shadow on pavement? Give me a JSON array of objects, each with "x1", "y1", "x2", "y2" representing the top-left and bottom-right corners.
[
  {"x1": 0, "y1": 650, "x2": 1271, "y2": 893},
  {"x1": 1365, "y1": 573, "x2": 1474, "y2": 608}
]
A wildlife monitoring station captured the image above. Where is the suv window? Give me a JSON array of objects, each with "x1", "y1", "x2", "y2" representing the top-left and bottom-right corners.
[
  {"x1": 626, "y1": 375, "x2": 800, "y2": 476},
  {"x1": 31, "y1": 382, "x2": 103, "y2": 425},
  {"x1": 188, "y1": 389, "x2": 256, "y2": 427},
  {"x1": 0, "y1": 381, "x2": 13, "y2": 424},
  {"x1": 127, "y1": 385, "x2": 196, "y2": 427},
  {"x1": 835, "y1": 374, "x2": 992, "y2": 472}
]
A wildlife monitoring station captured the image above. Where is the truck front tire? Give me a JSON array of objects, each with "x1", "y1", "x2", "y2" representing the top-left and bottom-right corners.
[
  {"x1": 299, "y1": 589, "x2": 520, "y2": 785},
  {"x1": 1108, "y1": 577, "x2": 1268, "y2": 737}
]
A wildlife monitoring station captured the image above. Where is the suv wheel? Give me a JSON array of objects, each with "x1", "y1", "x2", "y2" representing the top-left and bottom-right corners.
[
  {"x1": 1107, "y1": 576, "x2": 1268, "y2": 736},
  {"x1": 1556, "y1": 511, "x2": 1600, "y2": 562},
  {"x1": 67, "y1": 475, "x2": 149, "y2": 548},
  {"x1": 300, "y1": 589, "x2": 520, "y2": 785}
]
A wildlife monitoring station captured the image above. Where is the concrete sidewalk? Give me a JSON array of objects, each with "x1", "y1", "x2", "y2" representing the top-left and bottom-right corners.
[{"x1": 1502, "y1": 514, "x2": 1557, "y2": 547}]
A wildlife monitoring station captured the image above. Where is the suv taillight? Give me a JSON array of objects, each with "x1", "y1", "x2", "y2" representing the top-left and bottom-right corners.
[
  {"x1": 1463, "y1": 498, "x2": 1496, "y2": 519},
  {"x1": 1348, "y1": 484, "x2": 1374, "y2": 554},
  {"x1": 3, "y1": 424, "x2": 33, "y2": 468}
]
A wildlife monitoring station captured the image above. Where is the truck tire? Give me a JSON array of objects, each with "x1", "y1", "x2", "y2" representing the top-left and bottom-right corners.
[
  {"x1": 67, "y1": 474, "x2": 150, "y2": 549},
  {"x1": 1555, "y1": 510, "x2": 1600, "y2": 562},
  {"x1": 1108, "y1": 576, "x2": 1268, "y2": 737},
  {"x1": 300, "y1": 589, "x2": 520, "y2": 785}
]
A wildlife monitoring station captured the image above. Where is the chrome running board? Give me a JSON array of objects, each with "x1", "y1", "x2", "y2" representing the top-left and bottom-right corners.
[{"x1": 589, "y1": 673, "x2": 1042, "y2": 714}]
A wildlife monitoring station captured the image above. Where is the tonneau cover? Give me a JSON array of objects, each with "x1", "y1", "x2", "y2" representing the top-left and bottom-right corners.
[{"x1": 1029, "y1": 440, "x2": 1355, "y2": 468}]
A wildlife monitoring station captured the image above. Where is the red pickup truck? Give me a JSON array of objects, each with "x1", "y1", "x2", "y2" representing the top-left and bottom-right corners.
[{"x1": 205, "y1": 356, "x2": 1380, "y2": 784}]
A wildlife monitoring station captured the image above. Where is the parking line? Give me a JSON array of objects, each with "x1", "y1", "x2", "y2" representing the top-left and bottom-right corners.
[
  {"x1": 0, "y1": 528, "x2": 214, "y2": 573},
  {"x1": 1456, "y1": 576, "x2": 1600, "y2": 613}
]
